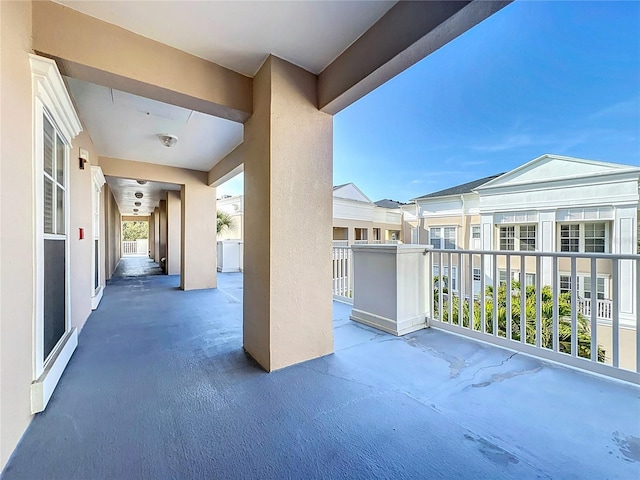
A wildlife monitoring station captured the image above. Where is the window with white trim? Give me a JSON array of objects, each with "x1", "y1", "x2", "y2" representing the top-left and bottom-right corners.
[
  {"x1": 559, "y1": 274, "x2": 608, "y2": 299},
  {"x1": 558, "y1": 222, "x2": 608, "y2": 253},
  {"x1": 471, "y1": 225, "x2": 481, "y2": 239},
  {"x1": 430, "y1": 226, "x2": 456, "y2": 250},
  {"x1": 499, "y1": 225, "x2": 536, "y2": 251}
]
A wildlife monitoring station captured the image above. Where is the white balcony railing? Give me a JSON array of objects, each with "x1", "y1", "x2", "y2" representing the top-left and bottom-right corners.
[
  {"x1": 332, "y1": 246, "x2": 353, "y2": 303},
  {"x1": 580, "y1": 298, "x2": 613, "y2": 320},
  {"x1": 332, "y1": 240, "x2": 348, "y2": 247},
  {"x1": 424, "y1": 248, "x2": 639, "y2": 384},
  {"x1": 122, "y1": 239, "x2": 148, "y2": 256},
  {"x1": 348, "y1": 245, "x2": 639, "y2": 384}
]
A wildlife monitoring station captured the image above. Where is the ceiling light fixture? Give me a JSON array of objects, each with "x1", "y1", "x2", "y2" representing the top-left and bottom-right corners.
[
  {"x1": 158, "y1": 133, "x2": 178, "y2": 148},
  {"x1": 136, "y1": 180, "x2": 147, "y2": 185},
  {"x1": 135, "y1": 192, "x2": 143, "y2": 199},
  {"x1": 133, "y1": 208, "x2": 139, "y2": 212},
  {"x1": 135, "y1": 201, "x2": 141, "y2": 207}
]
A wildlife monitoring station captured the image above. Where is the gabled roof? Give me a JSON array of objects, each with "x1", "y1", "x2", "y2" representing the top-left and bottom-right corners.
[
  {"x1": 413, "y1": 173, "x2": 504, "y2": 200},
  {"x1": 374, "y1": 199, "x2": 407, "y2": 209},
  {"x1": 332, "y1": 183, "x2": 372, "y2": 203},
  {"x1": 477, "y1": 154, "x2": 640, "y2": 190}
]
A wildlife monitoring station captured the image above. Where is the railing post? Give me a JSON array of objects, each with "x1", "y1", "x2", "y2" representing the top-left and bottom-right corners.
[{"x1": 350, "y1": 244, "x2": 429, "y2": 336}]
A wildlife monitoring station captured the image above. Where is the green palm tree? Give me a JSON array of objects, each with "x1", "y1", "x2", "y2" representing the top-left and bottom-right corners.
[{"x1": 216, "y1": 210, "x2": 234, "y2": 234}]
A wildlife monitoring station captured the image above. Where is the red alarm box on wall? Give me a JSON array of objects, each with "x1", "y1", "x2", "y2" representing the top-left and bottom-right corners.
[{"x1": 79, "y1": 228, "x2": 84, "y2": 240}]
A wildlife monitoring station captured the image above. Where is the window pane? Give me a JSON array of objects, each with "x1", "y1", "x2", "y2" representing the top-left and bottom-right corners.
[
  {"x1": 56, "y1": 134, "x2": 65, "y2": 185},
  {"x1": 500, "y1": 226, "x2": 515, "y2": 251},
  {"x1": 56, "y1": 186, "x2": 65, "y2": 235},
  {"x1": 444, "y1": 227, "x2": 456, "y2": 250},
  {"x1": 560, "y1": 224, "x2": 579, "y2": 252},
  {"x1": 44, "y1": 176, "x2": 54, "y2": 234},
  {"x1": 473, "y1": 268, "x2": 481, "y2": 281},
  {"x1": 520, "y1": 225, "x2": 536, "y2": 251},
  {"x1": 43, "y1": 116, "x2": 54, "y2": 176},
  {"x1": 472, "y1": 226, "x2": 481, "y2": 239},
  {"x1": 430, "y1": 228, "x2": 442, "y2": 249},
  {"x1": 560, "y1": 275, "x2": 571, "y2": 294},
  {"x1": 525, "y1": 273, "x2": 536, "y2": 287}
]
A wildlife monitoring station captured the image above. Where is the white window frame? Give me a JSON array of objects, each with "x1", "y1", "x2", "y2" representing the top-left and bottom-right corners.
[
  {"x1": 31, "y1": 54, "x2": 82, "y2": 413},
  {"x1": 91, "y1": 166, "x2": 106, "y2": 309},
  {"x1": 559, "y1": 273, "x2": 610, "y2": 299},
  {"x1": 558, "y1": 222, "x2": 609, "y2": 253},
  {"x1": 434, "y1": 265, "x2": 458, "y2": 292},
  {"x1": 498, "y1": 224, "x2": 537, "y2": 252},
  {"x1": 430, "y1": 226, "x2": 457, "y2": 250},
  {"x1": 471, "y1": 225, "x2": 481, "y2": 239}
]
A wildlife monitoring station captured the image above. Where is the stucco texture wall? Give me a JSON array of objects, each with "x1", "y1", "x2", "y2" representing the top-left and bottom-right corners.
[{"x1": 0, "y1": 0, "x2": 34, "y2": 467}]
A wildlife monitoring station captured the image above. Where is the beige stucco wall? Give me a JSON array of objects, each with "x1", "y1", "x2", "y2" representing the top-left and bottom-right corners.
[
  {"x1": 0, "y1": 0, "x2": 35, "y2": 467},
  {"x1": 166, "y1": 190, "x2": 181, "y2": 275},
  {"x1": 104, "y1": 184, "x2": 121, "y2": 279},
  {"x1": 597, "y1": 325, "x2": 636, "y2": 372},
  {"x1": 69, "y1": 130, "x2": 98, "y2": 331}
]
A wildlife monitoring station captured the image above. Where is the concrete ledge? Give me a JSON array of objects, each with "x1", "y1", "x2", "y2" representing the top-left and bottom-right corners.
[{"x1": 31, "y1": 328, "x2": 78, "y2": 414}]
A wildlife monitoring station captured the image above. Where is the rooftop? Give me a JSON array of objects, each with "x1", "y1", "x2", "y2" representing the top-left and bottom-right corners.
[
  {"x1": 2, "y1": 264, "x2": 638, "y2": 479},
  {"x1": 413, "y1": 173, "x2": 505, "y2": 200}
]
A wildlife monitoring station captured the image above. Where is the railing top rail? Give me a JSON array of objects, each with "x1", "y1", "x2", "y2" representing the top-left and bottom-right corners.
[{"x1": 425, "y1": 248, "x2": 640, "y2": 261}]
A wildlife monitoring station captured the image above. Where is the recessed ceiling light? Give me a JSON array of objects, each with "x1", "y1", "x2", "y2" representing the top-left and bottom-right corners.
[
  {"x1": 157, "y1": 133, "x2": 178, "y2": 148},
  {"x1": 137, "y1": 180, "x2": 147, "y2": 185},
  {"x1": 135, "y1": 202, "x2": 141, "y2": 207},
  {"x1": 135, "y1": 192, "x2": 143, "y2": 199}
]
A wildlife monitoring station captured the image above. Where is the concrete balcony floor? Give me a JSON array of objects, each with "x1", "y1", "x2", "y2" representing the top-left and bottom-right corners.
[{"x1": 2, "y1": 267, "x2": 639, "y2": 479}]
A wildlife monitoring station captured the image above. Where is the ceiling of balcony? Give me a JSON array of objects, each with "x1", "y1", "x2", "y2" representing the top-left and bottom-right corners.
[
  {"x1": 66, "y1": 77, "x2": 244, "y2": 172},
  {"x1": 55, "y1": 1, "x2": 396, "y2": 77}
]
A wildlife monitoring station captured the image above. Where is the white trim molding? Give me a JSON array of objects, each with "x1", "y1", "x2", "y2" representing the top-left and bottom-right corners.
[{"x1": 29, "y1": 54, "x2": 82, "y2": 142}]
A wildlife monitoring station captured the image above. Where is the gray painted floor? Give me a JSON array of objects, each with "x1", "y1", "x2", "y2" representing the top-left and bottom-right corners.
[
  {"x1": 2, "y1": 273, "x2": 639, "y2": 479},
  {"x1": 112, "y1": 256, "x2": 163, "y2": 278}
]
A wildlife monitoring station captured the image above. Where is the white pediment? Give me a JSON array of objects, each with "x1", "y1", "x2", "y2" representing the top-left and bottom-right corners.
[
  {"x1": 333, "y1": 183, "x2": 372, "y2": 203},
  {"x1": 477, "y1": 155, "x2": 639, "y2": 190}
]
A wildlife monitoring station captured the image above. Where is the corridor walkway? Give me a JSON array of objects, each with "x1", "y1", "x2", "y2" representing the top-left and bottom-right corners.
[
  {"x1": 111, "y1": 256, "x2": 164, "y2": 278},
  {"x1": 1, "y1": 274, "x2": 638, "y2": 479}
]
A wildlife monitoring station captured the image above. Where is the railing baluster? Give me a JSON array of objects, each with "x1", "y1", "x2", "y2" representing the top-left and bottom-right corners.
[
  {"x1": 521, "y1": 254, "x2": 527, "y2": 344},
  {"x1": 506, "y1": 254, "x2": 512, "y2": 341},
  {"x1": 448, "y1": 252, "x2": 453, "y2": 325},
  {"x1": 480, "y1": 254, "x2": 486, "y2": 334},
  {"x1": 571, "y1": 256, "x2": 578, "y2": 357},
  {"x1": 458, "y1": 251, "x2": 465, "y2": 328},
  {"x1": 438, "y1": 251, "x2": 443, "y2": 322},
  {"x1": 635, "y1": 257, "x2": 640, "y2": 373},
  {"x1": 552, "y1": 256, "x2": 559, "y2": 353},
  {"x1": 590, "y1": 257, "x2": 598, "y2": 362},
  {"x1": 536, "y1": 255, "x2": 542, "y2": 349},
  {"x1": 492, "y1": 251, "x2": 498, "y2": 337},
  {"x1": 612, "y1": 258, "x2": 619, "y2": 368},
  {"x1": 468, "y1": 252, "x2": 474, "y2": 330}
]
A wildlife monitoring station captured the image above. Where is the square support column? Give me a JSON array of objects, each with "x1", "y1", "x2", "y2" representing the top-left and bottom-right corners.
[
  {"x1": 243, "y1": 56, "x2": 333, "y2": 371},
  {"x1": 350, "y1": 244, "x2": 429, "y2": 336},
  {"x1": 153, "y1": 207, "x2": 160, "y2": 263},
  {"x1": 180, "y1": 182, "x2": 216, "y2": 290},
  {"x1": 148, "y1": 212, "x2": 155, "y2": 259},
  {"x1": 158, "y1": 199, "x2": 167, "y2": 267},
  {"x1": 166, "y1": 190, "x2": 181, "y2": 275}
]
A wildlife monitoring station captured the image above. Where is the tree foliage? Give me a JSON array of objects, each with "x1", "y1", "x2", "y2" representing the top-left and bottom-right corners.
[
  {"x1": 434, "y1": 279, "x2": 605, "y2": 362},
  {"x1": 216, "y1": 210, "x2": 234, "y2": 234},
  {"x1": 123, "y1": 221, "x2": 148, "y2": 241}
]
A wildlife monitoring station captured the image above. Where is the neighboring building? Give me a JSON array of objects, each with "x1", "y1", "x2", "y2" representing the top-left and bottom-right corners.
[
  {"x1": 217, "y1": 183, "x2": 409, "y2": 246},
  {"x1": 413, "y1": 154, "x2": 640, "y2": 368},
  {"x1": 333, "y1": 183, "x2": 405, "y2": 245}
]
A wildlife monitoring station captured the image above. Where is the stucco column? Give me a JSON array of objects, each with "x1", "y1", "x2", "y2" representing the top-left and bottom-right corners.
[
  {"x1": 148, "y1": 212, "x2": 155, "y2": 259},
  {"x1": 180, "y1": 182, "x2": 216, "y2": 290},
  {"x1": 166, "y1": 190, "x2": 181, "y2": 275},
  {"x1": 158, "y1": 199, "x2": 167, "y2": 267},
  {"x1": 243, "y1": 56, "x2": 333, "y2": 371},
  {"x1": 153, "y1": 207, "x2": 160, "y2": 263}
]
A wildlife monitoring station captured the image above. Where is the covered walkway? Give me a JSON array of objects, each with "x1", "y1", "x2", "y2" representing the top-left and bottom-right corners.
[{"x1": 1, "y1": 274, "x2": 638, "y2": 479}]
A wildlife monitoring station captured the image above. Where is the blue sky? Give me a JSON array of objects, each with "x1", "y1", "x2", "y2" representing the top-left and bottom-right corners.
[{"x1": 219, "y1": 0, "x2": 640, "y2": 202}]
